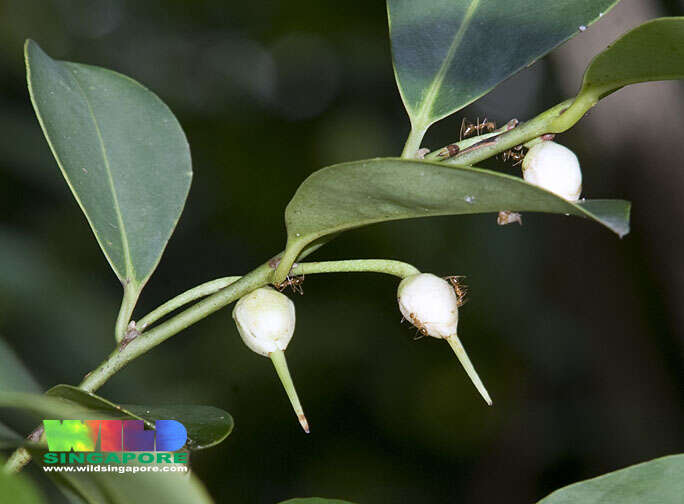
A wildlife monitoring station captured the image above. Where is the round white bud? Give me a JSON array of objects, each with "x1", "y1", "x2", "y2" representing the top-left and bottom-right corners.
[
  {"x1": 232, "y1": 287, "x2": 295, "y2": 356},
  {"x1": 397, "y1": 273, "x2": 493, "y2": 405},
  {"x1": 397, "y1": 273, "x2": 459, "y2": 339},
  {"x1": 522, "y1": 141, "x2": 582, "y2": 201}
]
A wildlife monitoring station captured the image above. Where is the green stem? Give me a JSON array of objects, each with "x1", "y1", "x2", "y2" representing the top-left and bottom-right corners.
[
  {"x1": 82, "y1": 259, "x2": 418, "y2": 392},
  {"x1": 138, "y1": 276, "x2": 242, "y2": 330},
  {"x1": 274, "y1": 242, "x2": 304, "y2": 285},
  {"x1": 114, "y1": 282, "x2": 139, "y2": 343},
  {"x1": 3, "y1": 256, "x2": 420, "y2": 472},
  {"x1": 442, "y1": 99, "x2": 573, "y2": 167},
  {"x1": 81, "y1": 263, "x2": 274, "y2": 393},
  {"x1": 3, "y1": 262, "x2": 273, "y2": 474},
  {"x1": 424, "y1": 119, "x2": 519, "y2": 161},
  {"x1": 436, "y1": 89, "x2": 605, "y2": 168},
  {"x1": 291, "y1": 259, "x2": 420, "y2": 279},
  {"x1": 401, "y1": 125, "x2": 428, "y2": 158},
  {"x1": 138, "y1": 259, "x2": 418, "y2": 331}
]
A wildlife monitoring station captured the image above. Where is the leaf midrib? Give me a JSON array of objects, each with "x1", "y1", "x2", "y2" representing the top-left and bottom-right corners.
[
  {"x1": 413, "y1": 0, "x2": 481, "y2": 128},
  {"x1": 68, "y1": 69, "x2": 136, "y2": 286}
]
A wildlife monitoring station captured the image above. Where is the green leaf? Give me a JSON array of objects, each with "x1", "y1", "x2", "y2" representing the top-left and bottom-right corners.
[
  {"x1": 124, "y1": 405, "x2": 233, "y2": 450},
  {"x1": 388, "y1": 0, "x2": 619, "y2": 137},
  {"x1": 579, "y1": 17, "x2": 684, "y2": 99},
  {"x1": 278, "y1": 499, "x2": 356, "y2": 504},
  {"x1": 0, "y1": 336, "x2": 42, "y2": 394},
  {"x1": 24, "y1": 40, "x2": 192, "y2": 295},
  {"x1": 46, "y1": 385, "x2": 234, "y2": 450},
  {"x1": 538, "y1": 454, "x2": 684, "y2": 503},
  {"x1": 0, "y1": 456, "x2": 46, "y2": 504},
  {"x1": 275, "y1": 158, "x2": 629, "y2": 281}
]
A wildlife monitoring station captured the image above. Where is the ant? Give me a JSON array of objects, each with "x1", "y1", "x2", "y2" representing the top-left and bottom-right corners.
[
  {"x1": 444, "y1": 275, "x2": 468, "y2": 307},
  {"x1": 407, "y1": 312, "x2": 429, "y2": 340},
  {"x1": 274, "y1": 274, "x2": 305, "y2": 295},
  {"x1": 460, "y1": 117, "x2": 496, "y2": 140},
  {"x1": 502, "y1": 145, "x2": 526, "y2": 165}
]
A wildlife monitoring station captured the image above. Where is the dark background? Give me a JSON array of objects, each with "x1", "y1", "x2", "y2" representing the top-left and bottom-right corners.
[{"x1": 1, "y1": 0, "x2": 682, "y2": 502}]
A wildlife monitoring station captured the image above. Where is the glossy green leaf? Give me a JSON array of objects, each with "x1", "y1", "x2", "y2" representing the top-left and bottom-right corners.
[
  {"x1": 279, "y1": 499, "x2": 356, "y2": 504},
  {"x1": 0, "y1": 336, "x2": 42, "y2": 394},
  {"x1": 538, "y1": 454, "x2": 684, "y2": 503},
  {"x1": 275, "y1": 158, "x2": 629, "y2": 280},
  {"x1": 0, "y1": 456, "x2": 46, "y2": 504},
  {"x1": 388, "y1": 0, "x2": 619, "y2": 134},
  {"x1": 579, "y1": 17, "x2": 684, "y2": 99},
  {"x1": 47, "y1": 385, "x2": 234, "y2": 450},
  {"x1": 24, "y1": 40, "x2": 192, "y2": 294}
]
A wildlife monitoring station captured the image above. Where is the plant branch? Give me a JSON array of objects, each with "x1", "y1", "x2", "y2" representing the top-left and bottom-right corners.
[
  {"x1": 424, "y1": 119, "x2": 519, "y2": 161},
  {"x1": 438, "y1": 90, "x2": 604, "y2": 167},
  {"x1": 291, "y1": 259, "x2": 420, "y2": 279},
  {"x1": 3, "y1": 256, "x2": 420, "y2": 472},
  {"x1": 436, "y1": 99, "x2": 571, "y2": 166},
  {"x1": 4, "y1": 88, "x2": 605, "y2": 474},
  {"x1": 83, "y1": 258, "x2": 420, "y2": 390},
  {"x1": 138, "y1": 259, "x2": 419, "y2": 331},
  {"x1": 138, "y1": 276, "x2": 242, "y2": 330}
]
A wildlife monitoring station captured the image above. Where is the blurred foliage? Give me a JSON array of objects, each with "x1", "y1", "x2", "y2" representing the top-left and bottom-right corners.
[{"x1": 0, "y1": 0, "x2": 682, "y2": 503}]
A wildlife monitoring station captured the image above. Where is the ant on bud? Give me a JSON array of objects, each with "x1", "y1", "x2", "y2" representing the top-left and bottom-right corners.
[{"x1": 444, "y1": 275, "x2": 468, "y2": 307}]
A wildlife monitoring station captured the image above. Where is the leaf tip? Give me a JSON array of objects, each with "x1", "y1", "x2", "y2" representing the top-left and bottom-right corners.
[{"x1": 23, "y1": 39, "x2": 42, "y2": 61}]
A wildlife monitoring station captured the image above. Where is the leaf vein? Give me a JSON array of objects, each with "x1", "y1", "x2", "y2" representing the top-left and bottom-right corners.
[
  {"x1": 415, "y1": 0, "x2": 481, "y2": 127},
  {"x1": 68, "y1": 70, "x2": 136, "y2": 285}
]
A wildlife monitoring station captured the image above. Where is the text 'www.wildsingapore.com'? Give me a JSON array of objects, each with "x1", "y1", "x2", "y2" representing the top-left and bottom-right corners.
[
  {"x1": 39, "y1": 419, "x2": 190, "y2": 474},
  {"x1": 43, "y1": 463, "x2": 188, "y2": 474}
]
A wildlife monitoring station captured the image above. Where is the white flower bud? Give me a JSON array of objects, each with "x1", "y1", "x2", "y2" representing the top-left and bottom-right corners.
[
  {"x1": 397, "y1": 273, "x2": 459, "y2": 338},
  {"x1": 233, "y1": 287, "x2": 309, "y2": 432},
  {"x1": 522, "y1": 141, "x2": 582, "y2": 201},
  {"x1": 233, "y1": 287, "x2": 295, "y2": 356},
  {"x1": 397, "y1": 273, "x2": 492, "y2": 405}
]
